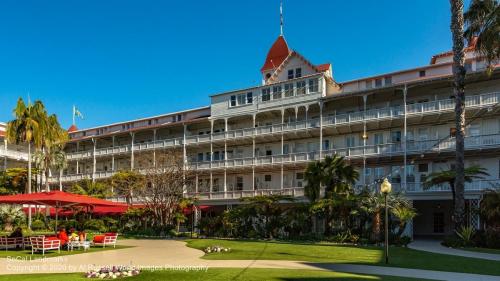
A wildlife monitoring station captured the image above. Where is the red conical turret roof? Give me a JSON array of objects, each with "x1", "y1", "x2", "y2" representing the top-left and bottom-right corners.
[
  {"x1": 261, "y1": 35, "x2": 291, "y2": 72},
  {"x1": 68, "y1": 124, "x2": 78, "y2": 133}
]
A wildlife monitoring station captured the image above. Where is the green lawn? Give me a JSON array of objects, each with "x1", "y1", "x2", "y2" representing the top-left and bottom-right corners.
[
  {"x1": 186, "y1": 239, "x2": 500, "y2": 276},
  {"x1": 461, "y1": 247, "x2": 500, "y2": 255},
  {"x1": 0, "y1": 268, "x2": 435, "y2": 281},
  {"x1": 0, "y1": 245, "x2": 131, "y2": 259}
]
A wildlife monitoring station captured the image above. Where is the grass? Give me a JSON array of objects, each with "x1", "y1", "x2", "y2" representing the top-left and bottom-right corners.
[
  {"x1": 0, "y1": 245, "x2": 131, "y2": 259},
  {"x1": 186, "y1": 239, "x2": 500, "y2": 276},
  {"x1": 461, "y1": 247, "x2": 500, "y2": 255},
  {"x1": 0, "y1": 268, "x2": 435, "y2": 281}
]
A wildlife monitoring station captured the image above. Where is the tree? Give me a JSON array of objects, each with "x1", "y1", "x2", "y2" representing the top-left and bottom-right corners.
[
  {"x1": 450, "y1": 0, "x2": 467, "y2": 231},
  {"x1": 137, "y1": 149, "x2": 194, "y2": 229},
  {"x1": 464, "y1": 0, "x2": 500, "y2": 73},
  {"x1": 391, "y1": 205, "x2": 417, "y2": 238},
  {"x1": 110, "y1": 170, "x2": 145, "y2": 205},
  {"x1": 424, "y1": 165, "x2": 489, "y2": 207},
  {"x1": 241, "y1": 194, "x2": 295, "y2": 238},
  {"x1": 0, "y1": 204, "x2": 25, "y2": 232},
  {"x1": 0, "y1": 168, "x2": 32, "y2": 195},
  {"x1": 480, "y1": 188, "x2": 500, "y2": 227},
  {"x1": 304, "y1": 161, "x2": 323, "y2": 202},
  {"x1": 7, "y1": 98, "x2": 46, "y2": 228},
  {"x1": 69, "y1": 179, "x2": 112, "y2": 198}
]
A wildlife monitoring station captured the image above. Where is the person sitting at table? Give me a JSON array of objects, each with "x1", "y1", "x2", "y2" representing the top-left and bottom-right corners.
[
  {"x1": 68, "y1": 228, "x2": 79, "y2": 242},
  {"x1": 8, "y1": 227, "x2": 23, "y2": 238},
  {"x1": 57, "y1": 228, "x2": 69, "y2": 246},
  {"x1": 78, "y1": 230, "x2": 86, "y2": 242}
]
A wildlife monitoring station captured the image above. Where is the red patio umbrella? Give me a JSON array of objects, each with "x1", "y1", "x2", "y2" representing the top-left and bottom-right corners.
[{"x1": 0, "y1": 191, "x2": 126, "y2": 231}]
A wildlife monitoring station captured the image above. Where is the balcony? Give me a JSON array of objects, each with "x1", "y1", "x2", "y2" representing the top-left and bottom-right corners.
[
  {"x1": 188, "y1": 187, "x2": 305, "y2": 200},
  {"x1": 191, "y1": 133, "x2": 500, "y2": 170},
  {"x1": 0, "y1": 148, "x2": 29, "y2": 161},
  {"x1": 404, "y1": 180, "x2": 500, "y2": 193}
]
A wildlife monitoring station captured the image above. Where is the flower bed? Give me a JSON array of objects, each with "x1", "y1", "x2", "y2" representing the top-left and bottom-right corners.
[
  {"x1": 204, "y1": 245, "x2": 231, "y2": 253},
  {"x1": 85, "y1": 266, "x2": 140, "y2": 279}
]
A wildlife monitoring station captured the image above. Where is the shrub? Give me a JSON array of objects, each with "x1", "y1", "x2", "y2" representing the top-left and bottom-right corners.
[
  {"x1": 393, "y1": 236, "x2": 412, "y2": 247},
  {"x1": 485, "y1": 227, "x2": 500, "y2": 249},
  {"x1": 31, "y1": 219, "x2": 46, "y2": 231},
  {"x1": 84, "y1": 219, "x2": 107, "y2": 232},
  {"x1": 442, "y1": 235, "x2": 464, "y2": 248},
  {"x1": 456, "y1": 226, "x2": 475, "y2": 247}
]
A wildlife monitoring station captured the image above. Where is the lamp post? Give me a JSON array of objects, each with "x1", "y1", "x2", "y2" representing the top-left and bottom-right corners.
[{"x1": 380, "y1": 178, "x2": 392, "y2": 264}]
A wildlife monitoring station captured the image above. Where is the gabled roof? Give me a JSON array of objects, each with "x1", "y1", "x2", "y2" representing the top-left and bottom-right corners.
[
  {"x1": 266, "y1": 50, "x2": 325, "y2": 83},
  {"x1": 68, "y1": 124, "x2": 78, "y2": 133},
  {"x1": 430, "y1": 36, "x2": 478, "y2": 64},
  {"x1": 261, "y1": 35, "x2": 291, "y2": 72}
]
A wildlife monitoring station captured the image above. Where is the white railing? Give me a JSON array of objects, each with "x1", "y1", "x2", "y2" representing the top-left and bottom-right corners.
[
  {"x1": 404, "y1": 180, "x2": 500, "y2": 193},
  {"x1": 0, "y1": 148, "x2": 29, "y2": 161},
  {"x1": 188, "y1": 187, "x2": 305, "y2": 200},
  {"x1": 191, "y1": 133, "x2": 500, "y2": 170}
]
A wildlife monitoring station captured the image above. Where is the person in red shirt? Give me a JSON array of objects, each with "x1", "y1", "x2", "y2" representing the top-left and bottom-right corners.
[{"x1": 57, "y1": 228, "x2": 69, "y2": 246}]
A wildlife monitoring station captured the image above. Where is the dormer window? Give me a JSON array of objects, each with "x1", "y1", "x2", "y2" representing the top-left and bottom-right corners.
[
  {"x1": 262, "y1": 88, "x2": 271, "y2": 102},
  {"x1": 230, "y1": 95, "x2": 237, "y2": 107},
  {"x1": 287, "y1": 69, "x2": 294, "y2": 79},
  {"x1": 265, "y1": 73, "x2": 271, "y2": 79},
  {"x1": 295, "y1": 68, "x2": 302, "y2": 78},
  {"x1": 419, "y1": 70, "x2": 426, "y2": 77}
]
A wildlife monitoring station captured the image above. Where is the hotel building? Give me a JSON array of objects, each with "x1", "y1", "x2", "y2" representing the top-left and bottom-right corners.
[{"x1": 4, "y1": 34, "x2": 500, "y2": 237}]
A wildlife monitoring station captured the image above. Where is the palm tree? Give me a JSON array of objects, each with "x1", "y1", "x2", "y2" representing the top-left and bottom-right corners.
[
  {"x1": 391, "y1": 205, "x2": 417, "y2": 238},
  {"x1": 322, "y1": 155, "x2": 359, "y2": 197},
  {"x1": 464, "y1": 0, "x2": 500, "y2": 73},
  {"x1": 424, "y1": 165, "x2": 489, "y2": 207},
  {"x1": 6, "y1": 98, "x2": 45, "y2": 228},
  {"x1": 304, "y1": 161, "x2": 323, "y2": 202},
  {"x1": 69, "y1": 179, "x2": 112, "y2": 198},
  {"x1": 0, "y1": 204, "x2": 25, "y2": 232},
  {"x1": 480, "y1": 188, "x2": 500, "y2": 227},
  {"x1": 450, "y1": 0, "x2": 467, "y2": 231},
  {"x1": 50, "y1": 147, "x2": 67, "y2": 191}
]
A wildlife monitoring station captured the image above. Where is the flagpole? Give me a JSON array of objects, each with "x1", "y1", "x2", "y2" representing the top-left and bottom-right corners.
[{"x1": 72, "y1": 105, "x2": 75, "y2": 126}]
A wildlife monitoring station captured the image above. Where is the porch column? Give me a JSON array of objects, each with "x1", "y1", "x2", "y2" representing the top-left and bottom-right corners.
[
  {"x1": 183, "y1": 124, "x2": 187, "y2": 194},
  {"x1": 403, "y1": 85, "x2": 408, "y2": 191},
  {"x1": 252, "y1": 114, "x2": 256, "y2": 191},
  {"x1": 224, "y1": 118, "x2": 228, "y2": 194},
  {"x1": 111, "y1": 136, "x2": 115, "y2": 171},
  {"x1": 362, "y1": 95, "x2": 367, "y2": 186},
  {"x1": 319, "y1": 101, "x2": 324, "y2": 159},
  {"x1": 153, "y1": 129, "x2": 157, "y2": 167},
  {"x1": 195, "y1": 173, "x2": 199, "y2": 193},
  {"x1": 76, "y1": 142, "x2": 80, "y2": 174},
  {"x1": 130, "y1": 132, "x2": 135, "y2": 170},
  {"x1": 92, "y1": 138, "x2": 96, "y2": 182},
  {"x1": 281, "y1": 109, "x2": 284, "y2": 190}
]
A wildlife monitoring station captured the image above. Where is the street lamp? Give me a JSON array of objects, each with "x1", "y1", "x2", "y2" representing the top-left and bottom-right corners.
[{"x1": 380, "y1": 178, "x2": 392, "y2": 264}]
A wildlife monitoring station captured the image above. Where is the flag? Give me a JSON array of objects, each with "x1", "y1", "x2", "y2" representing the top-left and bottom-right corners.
[{"x1": 74, "y1": 107, "x2": 84, "y2": 119}]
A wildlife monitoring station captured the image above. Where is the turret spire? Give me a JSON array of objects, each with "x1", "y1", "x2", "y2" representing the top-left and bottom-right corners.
[{"x1": 280, "y1": 0, "x2": 284, "y2": 36}]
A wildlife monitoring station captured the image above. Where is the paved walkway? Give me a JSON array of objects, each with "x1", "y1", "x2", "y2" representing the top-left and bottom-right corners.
[
  {"x1": 409, "y1": 239, "x2": 500, "y2": 261},
  {"x1": 0, "y1": 239, "x2": 499, "y2": 281}
]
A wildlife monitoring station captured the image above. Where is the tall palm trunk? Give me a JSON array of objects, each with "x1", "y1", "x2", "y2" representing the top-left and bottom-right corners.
[
  {"x1": 450, "y1": 0, "x2": 467, "y2": 231},
  {"x1": 372, "y1": 211, "x2": 381, "y2": 242},
  {"x1": 27, "y1": 143, "x2": 32, "y2": 229}
]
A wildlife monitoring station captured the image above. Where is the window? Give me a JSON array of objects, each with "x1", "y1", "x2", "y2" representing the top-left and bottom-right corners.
[
  {"x1": 230, "y1": 95, "x2": 237, "y2": 106},
  {"x1": 272, "y1": 85, "x2": 282, "y2": 100},
  {"x1": 265, "y1": 73, "x2": 271, "y2": 79},
  {"x1": 418, "y1": 163, "x2": 429, "y2": 173},
  {"x1": 237, "y1": 94, "x2": 246, "y2": 105},
  {"x1": 364, "y1": 167, "x2": 372, "y2": 176},
  {"x1": 288, "y1": 69, "x2": 294, "y2": 80},
  {"x1": 264, "y1": 175, "x2": 272, "y2": 182},
  {"x1": 295, "y1": 68, "x2": 302, "y2": 78},
  {"x1": 205, "y1": 152, "x2": 211, "y2": 161},
  {"x1": 283, "y1": 143, "x2": 290, "y2": 154},
  {"x1": 262, "y1": 88, "x2": 271, "y2": 102},
  {"x1": 296, "y1": 173, "x2": 304, "y2": 180},
  {"x1": 246, "y1": 92, "x2": 253, "y2": 104},
  {"x1": 433, "y1": 213, "x2": 445, "y2": 233},
  {"x1": 266, "y1": 149, "x2": 272, "y2": 156},
  {"x1": 375, "y1": 167, "x2": 385, "y2": 179},
  {"x1": 406, "y1": 165, "x2": 415, "y2": 182},
  {"x1": 391, "y1": 131, "x2": 402, "y2": 142},
  {"x1": 284, "y1": 83, "x2": 294, "y2": 97},
  {"x1": 391, "y1": 166, "x2": 401, "y2": 183},
  {"x1": 308, "y1": 78, "x2": 319, "y2": 93},
  {"x1": 375, "y1": 78, "x2": 382, "y2": 87},
  {"x1": 197, "y1": 153, "x2": 204, "y2": 162},
  {"x1": 419, "y1": 70, "x2": 426, "y2": 77},
  {"x1": 365, "y1": 80, "x2": 372, "y2": 89},
  {"x1": 323, "y1": 139, "x2": 330, "y2": 150},
  {"x1": 374, "y1": 133, "x2": 384, "y2": 145},
  {"x1": 296, "y1": 81, "x2": 306, "y2": 95},
  {"x1": 236, "y1": 176, "x2": 243, "y2": 190},
  {"x1": 346, "y1": 135, "x2": 355, "y2": 148},
  {"x1": 384, "y1": 76, "x2": 392, "y2": 85},
  {"x1": 213, "y1": 151, "x2": 220, "y2": 161}
]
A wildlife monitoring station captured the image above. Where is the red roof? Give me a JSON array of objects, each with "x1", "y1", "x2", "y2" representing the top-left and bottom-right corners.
[
  {"x1": 316, "y1": 63, "x2": 331, "y2": 72},
  {"x1": 261, "y1": 35, "x2": 291, "y2": 72},
  {"x1": 430, "y1": 36, "x2": 478, "y2": 64},
  {"x1": 68, "y1": 124, "x2": 78, "y2": 133}
]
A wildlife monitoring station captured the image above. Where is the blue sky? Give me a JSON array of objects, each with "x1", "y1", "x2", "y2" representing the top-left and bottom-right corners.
[{"x1": 0, "y1": 0, "x2": 468, "y2": 129}]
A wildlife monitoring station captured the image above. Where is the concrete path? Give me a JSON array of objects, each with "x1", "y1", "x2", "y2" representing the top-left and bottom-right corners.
[
  {"x1": 409, "y1": 239, "x2": 500, "y2": 261},
  {"x1": 0, "y1": 239, "x2": 499, "y2": 281}
]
